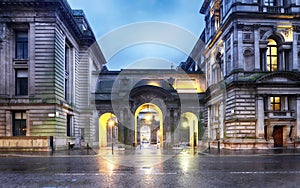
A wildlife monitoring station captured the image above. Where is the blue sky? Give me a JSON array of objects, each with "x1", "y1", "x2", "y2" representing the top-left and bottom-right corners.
[{"x1": 68, "y1": 0, "x2": 205, "y2": 70}]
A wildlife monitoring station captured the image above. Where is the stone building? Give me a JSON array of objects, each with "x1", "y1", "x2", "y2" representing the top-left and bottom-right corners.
[
  {"x1": 0, "y1": 0, "x2": 105, "y2": 150},
  {"x1": 197, "y1": 0, "x2": 300, "y2": 149},
  {"x1": 94, "y1": 68, "x2": 206, "y2": 148}
]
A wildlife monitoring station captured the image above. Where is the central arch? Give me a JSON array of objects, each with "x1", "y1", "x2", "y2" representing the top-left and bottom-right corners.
[{"x1": 134, "y1": 103, "x2": 163, "y2": 147}]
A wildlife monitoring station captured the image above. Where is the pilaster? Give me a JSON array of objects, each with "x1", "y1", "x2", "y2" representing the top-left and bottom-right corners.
[
  {"x1": 292, "y1": 26, "x2": 298, "y2": 71},
  {"x1": 256, "y1": 96, "x2": 265, "y2": 138},
  {"x1": 237, "y1": 26, "x2": 244, "y2": 69},
  {"x1": 254, "y1": 25, "x2": 260, "y2": 70},
  {"x1": 297, "y1": 96, "x2": 300, "y2": 139},
  {"x1": 28, "y1": 23, "x2": 36, "y2": 96},
  {"x1": 207, "y1": 106, "x2": 211, "y2": 140}
]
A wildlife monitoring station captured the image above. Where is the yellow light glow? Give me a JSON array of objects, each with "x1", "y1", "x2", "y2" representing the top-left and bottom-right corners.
[
  {"x1": 145, "y1": 112, "x2": 152, "y2": 121},
  {"x1": 108, "y1": 118, "x2": 115, "y2": 127},
  {"x1": 148, "y1": 81, "x2": 160, "y2": 87},
  {"x1": 277, "y1": 25, "x2": 293, "y2": 42},
  {"x1": 182, "y1": 121, "x2": 188, "y2": 128}
]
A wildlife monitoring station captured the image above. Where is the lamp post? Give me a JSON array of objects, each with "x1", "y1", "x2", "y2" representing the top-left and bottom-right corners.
[{"x1": 108, "y1": 117, "x2": 116, "y2": 154}]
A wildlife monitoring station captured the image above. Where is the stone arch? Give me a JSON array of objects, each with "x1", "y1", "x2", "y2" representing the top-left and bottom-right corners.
[
  {"x1": 129, "y1": 81, "x2": 180, "y2": 148},
  {"x1": 180, "y1": 112, "x2": 199, "y2": 147},
  {"x1": 134, "y1": 103, "x2": 163, "y2": 147},
  {"x1": 262, "y1": 30, "x2": 285, "y2": 45},
  {"x1": 99, "y1": 112, "x2": 118, "y2": 147}
]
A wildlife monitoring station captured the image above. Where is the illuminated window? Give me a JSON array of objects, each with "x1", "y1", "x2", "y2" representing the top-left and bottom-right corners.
[
  {"x1": 13, "y1": 112, "x2": 26, "y2": 136},
  {"x1": 264, "y1": 0, "x2": 275, "y2": 6},
  {"x1": 270, "y1": 97, "x2": 281, "y2": 111},
  {"x1": 266, "y1": 39, "x2": 278, "y2": 71}
]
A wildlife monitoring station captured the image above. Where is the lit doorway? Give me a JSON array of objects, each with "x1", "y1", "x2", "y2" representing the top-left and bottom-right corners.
[
  {"x1": 99, "y1": 113, "x2": 118, "y2": 147},
  {"x1": 135, "y1": 103, "x2": 163, "y2": 147}
]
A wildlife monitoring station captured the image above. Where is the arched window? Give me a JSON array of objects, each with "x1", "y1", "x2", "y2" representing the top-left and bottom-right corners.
[{"x1": 266, "y1": 38, "x2": 278, "y2": 71}]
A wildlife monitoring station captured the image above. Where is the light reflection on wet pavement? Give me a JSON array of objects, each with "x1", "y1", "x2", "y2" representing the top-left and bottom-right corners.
[{"x1": 0, "y1": 147, "x2": 299, "y2": 187}]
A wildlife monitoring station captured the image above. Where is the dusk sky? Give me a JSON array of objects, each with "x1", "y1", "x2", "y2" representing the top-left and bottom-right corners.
[{"x1": 68, "y1": 0, "x2": 205, "y2": 70}]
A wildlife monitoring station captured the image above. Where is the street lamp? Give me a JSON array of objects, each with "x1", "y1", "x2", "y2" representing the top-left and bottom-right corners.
[{"x1": 108, "y1": 116, "x2": 117, "y2": 154}]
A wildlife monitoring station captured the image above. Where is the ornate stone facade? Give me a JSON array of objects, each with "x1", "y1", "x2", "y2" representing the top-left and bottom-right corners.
[
  {"x1": 0, "y1": 0, "x2": 105, "y2": 150},
  {"x1": 197, "y1": 0, "x2": 300, "y2": 149}
]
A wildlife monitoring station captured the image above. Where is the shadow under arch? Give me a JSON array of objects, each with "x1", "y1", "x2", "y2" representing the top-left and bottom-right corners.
[{"x1": 180, "y1": 112, "x2": 198, "y2": 147}]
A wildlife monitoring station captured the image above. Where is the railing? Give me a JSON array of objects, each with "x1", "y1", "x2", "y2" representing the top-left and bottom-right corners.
[
  {"x1": 265, "y1": 110, "x2": 295, "y2": 119},
  {"x1": 260, "y1": 6, "x2": 287, "y2": 14}
]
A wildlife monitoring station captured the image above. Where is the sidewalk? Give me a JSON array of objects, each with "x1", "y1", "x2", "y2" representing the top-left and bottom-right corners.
[
  {"x1": 199, "y1": 148, "x2": 300, "y2": 156},
  {"x1": 0, "y1": 148, "x2": 97, "y2": 158},
  {"x1": 1, "y1": 147, "x2": 300, "y2": 158}
]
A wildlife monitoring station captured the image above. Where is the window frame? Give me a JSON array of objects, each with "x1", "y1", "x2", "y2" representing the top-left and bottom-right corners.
[
  {"x1": 13, "y1": 111, "x2": 27, "y2": 136},
  {"x1": 15, "y1": 69, "x2": 28, "y2": 96},
  {"x1": 270, "y1": 96, "x2": 281, "y2": 111},
  {"x1": 264, "y1": 0, "x2": 275, "y2": 6},
  {"x1": 15, "y1": 31, "x2": 28, "y2": 60},
  {"x1": 266, "y1": 38, "x2": 278, "y2": 72}
]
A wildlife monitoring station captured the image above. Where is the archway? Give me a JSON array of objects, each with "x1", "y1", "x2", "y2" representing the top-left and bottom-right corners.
[
  {"x1": 181, "y1": 112, "x2": 198, "y2": 147},
  {"x1": 99, "y1": 113, "x2": 118, "y2": 147},
  {"x1": 134, "y1": 103, "x2": 163, "y2": 147}
]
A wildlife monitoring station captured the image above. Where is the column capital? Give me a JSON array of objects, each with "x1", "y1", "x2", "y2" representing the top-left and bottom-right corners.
[{"x1": 256, "y1": 94, "x2": 266, "y2": 99}]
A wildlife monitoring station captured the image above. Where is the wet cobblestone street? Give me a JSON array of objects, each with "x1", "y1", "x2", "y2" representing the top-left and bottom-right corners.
[{"x1": 0, "y1": 148, "x2": 300, "y2": 187}]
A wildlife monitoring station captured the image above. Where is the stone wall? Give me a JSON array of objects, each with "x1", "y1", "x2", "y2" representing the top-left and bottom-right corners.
[{"x1": 0, "y1": 136, "x2": 51, "y2": 151}]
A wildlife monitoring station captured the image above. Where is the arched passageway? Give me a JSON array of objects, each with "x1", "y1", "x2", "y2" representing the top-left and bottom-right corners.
[
  {"x1": 135, "y1": 103, "x2": 163, "y2": 147},
  {"x1": 99, "y1": 113, "x2": 118, "y2": 147},
  {"x1": 180, "y1": 112, "x2": 198, "y2": 147}
]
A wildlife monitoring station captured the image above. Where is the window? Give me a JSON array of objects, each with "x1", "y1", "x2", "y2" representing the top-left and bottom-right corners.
[
  {"x1": 13, "y1": 112, "x2": 26, "y2": 136},
  {"x1": 264, "y1": 0, "x2": 275, "y2": 6},
  {"x1": 64, "y1": 44, "x2": 70, "y2": 101},
  {"x1": 270, "y1": 97, "x2": 281, "y2": 111},
  {"x1": 266, "y1": 39, "x2": 278, "y2": 71},
  {"x1": 15, "y1": 69, "x2": 28, "y2": 96},
  {"x1": 67, "y1": 115, "x2": 72, "y2": 136},
  {"x1": 15, "y1": 31, "x2": 28, "y2": 59}
]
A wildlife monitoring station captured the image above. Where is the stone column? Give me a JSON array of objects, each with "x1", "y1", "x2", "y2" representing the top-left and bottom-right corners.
[
  {"x1": 284, "y1": 97, "x2": 288, "y2": 111},
  {"x1": 254, "y1": 25, "x2": 260, "y2": 70},
  {"x1": 5, "y1": 111, "x2": 11, "y2": 136},
  {"x1": 297, "y1": 96, "x2": 300, "y2": 139},
  {"x1": 256, "y1": 96, "x2": 265, "y2": 139},
  {"x1": 223, "y1": 37, "x2": 227, "y2": 76},
  {"x1": 220, "y1": 102, "x2": 224, "y2": 140},
  {"x1": 292, "y1": 27, "x2": 298, "y2": 71},
  {"x1": 207, "y1": 106, "x2": 211, "y2": 140},
  {"x1": 237, "y1": 26, "x2": 244, "y2": 69},
  {"x1": 28, "y1": 23, "x2": 35, "y2": 96}
]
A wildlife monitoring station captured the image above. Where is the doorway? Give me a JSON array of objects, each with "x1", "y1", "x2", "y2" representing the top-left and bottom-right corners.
[
  {"x1": 135, "y1": 103, "x2": 163, "y2": 147},
  {"x1": 273, "y1": 126, "x2": 284, "y2": 148}
]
